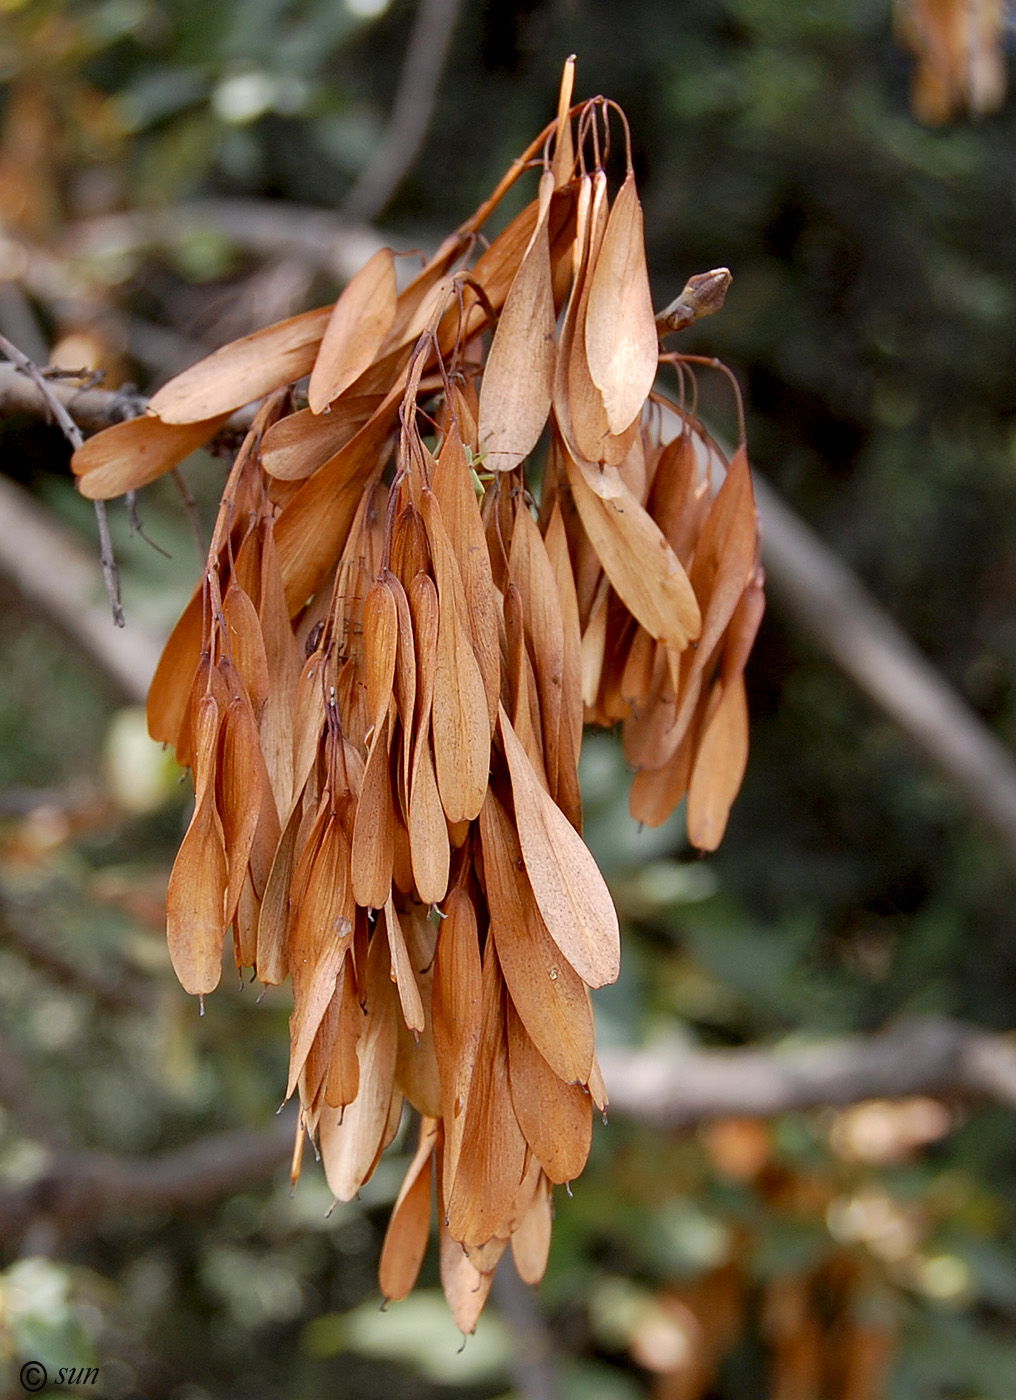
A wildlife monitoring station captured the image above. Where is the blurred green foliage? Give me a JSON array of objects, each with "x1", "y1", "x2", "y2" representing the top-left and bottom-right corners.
[{"x1": 4, "y1": 0, "x2": 1016, "y2": 1396}]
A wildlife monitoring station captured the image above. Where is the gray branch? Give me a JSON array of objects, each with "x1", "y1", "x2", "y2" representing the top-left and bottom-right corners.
[
  {"x1": 60, "y1": 199, "x2": 391, "y2": 289},
  {"x1": 0, "y1": 1111, "x2": 297, "y2": 1245},
  {"x1": 1, "y1": 1020, "x2": 1013, "y2": 1247},
  {"x1": 598, "y1": 1017, "x2": 1016, "y2": 1129},
  {"x1": 755, "y1": 476, "x2": 1016, "y2": 860}
]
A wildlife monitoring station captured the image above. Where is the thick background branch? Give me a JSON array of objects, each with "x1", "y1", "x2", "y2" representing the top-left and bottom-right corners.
[
  {"x1": 1, "y1": 1018, "x2": 1013, "y2": 1246},
  {"x1": 53, "y1": 200, "x2": 392, "y2": 293},
  {"x1": 756, "y1": 476, "x2": 1016, "y2": 861},
  {"x1": 0, "y1": 1110, "x2": 298, "y2": 1245},
  {"x1": 598, "y1": 1017, "x2": 1016, "y2": 1128}
]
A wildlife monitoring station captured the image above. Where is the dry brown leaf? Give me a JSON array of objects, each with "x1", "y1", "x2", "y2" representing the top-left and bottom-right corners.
[
  {"x1": 464, "y1": 1236, "x2": 509, "y2": 1277},
  {"x1": 166, "y1": 693, "x2": 227, "y2": 995},
  {"x1": 565, "y1": 449, "x2": 701, "y2": 655},
  {"x1": 325, "y1": 952, "x2": 363, "y2": 1108},
  {"x1": 403, "y1": 571, "x2": 450, "y2": 903},
  {"x1": 464, "y1": 198, "x2": 540, "y2": 328},
  {"x1": 290, "y1": 649, "x2": 328, "y2": 806},
  {"x1": 407, "y1": 737, "x2": 450, "y2": 906},
  {"x1": 408, "y1": 571, "x2": 439, "y2": 739},
  {"x1": 580, "y1": 580, "x2": 609, "y2": 716},
  {"x1": 392, "y1": 801, "x2": 414, "y2": 896},
  {"x1": 506, "y1": 1003, "x2": 592, "y2": 1183},
  {"x1": 363, "y1": 578, "x2": 398, "y2": 735},
  {"x1": 686, "y1": 676, "x2": 749, "y2": 852},
  {"x1": 233, "y1": 873, "x2": 260, "y2": 971},
  {"x1": 287, "y1": 815, "x2": 355, "y2": 1096},
  {"x1": 247, "y1": 736, "x2": 282, "y2": 905},
  {"x1": 379, "y1": 1117, "x2": 438, "y2": 1301},
  {"x1": 561, "y1": 173, "x2": 611, "y2": 463},
  {"x1": 629, "y1": 723, "x2": 697, "y2": 829},
  {"x1": 261, "y1": 396, "x2": 383, "y2": 480},
  {"x1": 255, "y1": 796, "x2": 303, "y2": 984},
  {"x1": 308, "y1": 247, "x2": 397, "y2": 413},
  {"x1": 645, "y1": 427, "x2": 709, "y2": 566},
  {"x1": 394, "y1": 905, "x2": 442, "y2": 1116},
  {"x1": 350, "y1": 709, "x2": 396, "y2": 909},
  {"x1": 509, "y1": 500, "x2": 566, "y2": 797},
  {"x1": 421, "y1": 489, "x2": 491, "y2": 823},
  {"x1": 479, "y1": 788, "x2": 594, "y2": 1084},
  {"x1": 148, "y1": 584, "x2": 203, "y2": 757},
  {"x1": 383, "y1": 235, "x2": 470, "y2": 348},
  {"x1": 431, "y1": 427, "x2": 501, "y2": 732},
  {"x1": 588, "y1": 1051, "x2": 609, "y2": 1112},
  {"x1": 445, "y1": 943, "x2": 526, "y2": 1247},
  {"x1": 477, "y1": 170, "x2": 556, "y2": 473},
  {"x1": 258, "y1": 519, "x2": 302, "y2": 811},
  {"x1": 300, "y1": 980, "x2": 343, "y2": 1122},
  {"x1": 551, "y1": 55, "x2": 576, "y2": 186},
  {"x1": 439, "y1": 1215, "x2": 493, "y2": 1336},
  {"x1": 216, "y1": 688, "x2": 264, "y2": 927},
  {"x1": 584, "y1": 170, "x2": 658, "y2": 435},
  {"x1": 222, "y1": 583, "x2": 269, "y2": 721},
  {"x1": 432, "y1": 886, "x2": 483, "y2": 1188},
  {"x1": 511, "y1": 1170, "x2": 552, "y2": 1285},
  {"x1": 273, "y1": 395, "x2": 400, "y2": 612},
  {"x1": 392, "y1": 504, "x2": 431, "y2": 589},
  {"x1": 319, "y1": 929, "x2": 400, "y2": 1201},
  {"x1": 503, "y1": 579, "x2": 547, "y2": 782},
  {"x1": 385, "y1": 569, "x2": 417, "y2": 796},
  {"x1": 498, "y1": 705, "x2": 619, "y2": 989},
  {"x1": 150, "y1": 305, "x2": 333, "y2": 423},
  {"x1": 620, "y1": 625, "x2": 656, "y2": 710},
  {"x1": 73, "y1": 412, "x2": 231, "y2": 500},
  {"x1": 384, "y1": 895, "x2": 426, "y2": 1034},
  {"x1": 665, "y1": 446, "x2": 758, "y2": 749},
  {"x1": 721, "y1": 570, "x2": 766, "y2": 688},
  {"x1": 544, "y1": 500, "x2": 584, "y2": 768}
]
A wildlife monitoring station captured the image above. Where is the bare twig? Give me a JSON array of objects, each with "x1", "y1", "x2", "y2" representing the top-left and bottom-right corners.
[
  {"x1": 0, "y1": 334, "x2": 124, "y2": 626},
  {"x1": 755, "y1": 475, "x2": 1016, "y2": 864},
  {"x1": 342, "y1": 0, "x2": 465, "y2": 224},
  {"x1": 0, "y1": 338, "x2": 89, "y2": 452},
  {"x1": 170, "y1": 465, "x2": 207, "y2": 562}
]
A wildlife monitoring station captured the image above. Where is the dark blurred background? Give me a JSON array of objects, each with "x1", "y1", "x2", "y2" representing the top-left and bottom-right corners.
[{"x1": 3, "y1": 1, "x2": 1016, "y2": 1396}]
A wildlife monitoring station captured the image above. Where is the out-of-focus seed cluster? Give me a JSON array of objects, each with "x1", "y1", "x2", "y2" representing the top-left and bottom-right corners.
[{"x1": 72, "y1": 63, "x2": 763, "y2": 1329}]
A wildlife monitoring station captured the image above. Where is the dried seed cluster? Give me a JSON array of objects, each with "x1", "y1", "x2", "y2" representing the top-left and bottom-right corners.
[{"x1": 72, "y1": 67, "x2": 763, "y2": 1329}]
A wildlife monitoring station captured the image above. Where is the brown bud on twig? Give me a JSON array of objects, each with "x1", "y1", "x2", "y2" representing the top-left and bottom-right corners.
[{"x1": 655, "y1": 267, "x2": 733, "y2": 338}]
